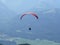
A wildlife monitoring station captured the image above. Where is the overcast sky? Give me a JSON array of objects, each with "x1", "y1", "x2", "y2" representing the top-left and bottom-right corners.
[{"x1": 0, "y1": 0, "x2": 60, "y2": 13}]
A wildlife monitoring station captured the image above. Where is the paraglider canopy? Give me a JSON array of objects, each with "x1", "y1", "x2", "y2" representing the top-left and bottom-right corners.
[{"x1": 20, "y1": 12, "x2": 38, "y2": 20}]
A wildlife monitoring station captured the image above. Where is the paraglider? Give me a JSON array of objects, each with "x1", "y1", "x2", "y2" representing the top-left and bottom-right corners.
[
  {"x1": 29, "y1": 28, "x2": 31, "y2": 30},
  {"x1": 20, "y1": 12, "x2": 38, "y2": 20},
  {"x1": 20, "y1": 12, "x2": 39, "y2": 31}
]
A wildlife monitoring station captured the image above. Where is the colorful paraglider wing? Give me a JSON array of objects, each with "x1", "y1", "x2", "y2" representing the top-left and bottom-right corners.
[
  {"x1": 20, "y1": 14, "x2": 26, "y2": 19},
  {"x1": 20, "y1": 12, "x2": 38, "y2": 20}
]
